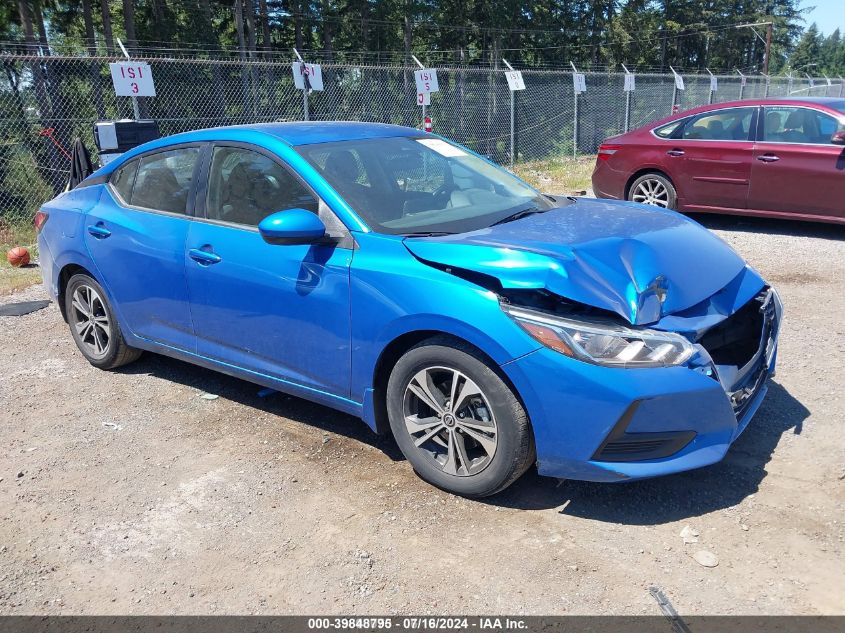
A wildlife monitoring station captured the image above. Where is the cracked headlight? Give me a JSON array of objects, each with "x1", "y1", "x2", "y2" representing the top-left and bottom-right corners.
[{"x1": 502, "y1": 304, "x2": 694, "y2": 368}]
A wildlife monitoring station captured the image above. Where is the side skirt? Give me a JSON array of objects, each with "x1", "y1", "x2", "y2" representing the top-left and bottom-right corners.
[{"x1": 128, "y1": 336, "x2": 364, "y2": 419}]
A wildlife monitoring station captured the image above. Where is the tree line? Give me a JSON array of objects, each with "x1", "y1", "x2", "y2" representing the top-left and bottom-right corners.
[{"x1": 3, "y1": 1, "x2": 844, "y2": 74}]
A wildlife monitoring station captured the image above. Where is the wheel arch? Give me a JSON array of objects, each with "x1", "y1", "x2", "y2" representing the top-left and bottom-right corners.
[
  {"x1": 624, "y1": 168, "x2": 676, "y2": 201},
  {"x1": 56, "y1": 262, "x2": 97, "y2": 323},
  {"x1": 366, "y1": 329, "x2": 528, "y2": 436}
]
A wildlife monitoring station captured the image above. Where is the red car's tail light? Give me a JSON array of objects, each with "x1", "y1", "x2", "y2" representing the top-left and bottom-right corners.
[
  {"x1": 597, "y1": 144, "x2": 622, "y2": 162},
  {"x1": 34, "y1": 210, "x2": 49, "y2": 233}
]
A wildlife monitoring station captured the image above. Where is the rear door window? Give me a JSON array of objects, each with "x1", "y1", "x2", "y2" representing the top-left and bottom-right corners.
[
  {"x1": 130, "y1": 147, "x2": 201, "y2": 214},
  {"x1": 682, "y1": 108, "x2": 754, "y2": 141},
  {"x1": 110, "y1": 159, "x2": 138, "y2": 203}
]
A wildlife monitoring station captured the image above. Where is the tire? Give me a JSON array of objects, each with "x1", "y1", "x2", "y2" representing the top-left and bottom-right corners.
[
  {"x1": 64, "y1": 273, "x2": 142, "y2": 370},
  {"x1": 628, "y1": 172, "x2": 678, "y2": 210},
  {"x1": 386, "y1": 336, "x2": 535, "y2": 497}
]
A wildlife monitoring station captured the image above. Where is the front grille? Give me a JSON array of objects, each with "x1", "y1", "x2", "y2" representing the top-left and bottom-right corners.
[
  {"x1": 700, "y1": 287, "x2": 778, "y2": 420},
  {"x1": 699, "y1": 290, "x2": 769, "y2": 367}
]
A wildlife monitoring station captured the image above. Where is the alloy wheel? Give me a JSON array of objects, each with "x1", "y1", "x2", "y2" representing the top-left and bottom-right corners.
[
  {"x1": 402, "y1": 366, "x2": 498, "y2": 476},
  {"x1": 632, "y1": 178, "x2": 670, "y2": 207},
  {"x1": 70, "y1": 284, "x2": 111, "y2": 360}
]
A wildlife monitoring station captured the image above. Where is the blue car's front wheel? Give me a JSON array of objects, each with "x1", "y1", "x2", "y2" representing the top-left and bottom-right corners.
[{"x1": 386, "y1": 337, "x2": 535, "y2": 497}]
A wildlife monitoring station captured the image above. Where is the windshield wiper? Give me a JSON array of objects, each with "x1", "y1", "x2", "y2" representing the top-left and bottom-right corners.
[
  {"x1": 492, "y1": 206, "x2": 548, "y2": 226},
  {"x1": 401, "y1": 231, "x2": 453, "y2": 237}
]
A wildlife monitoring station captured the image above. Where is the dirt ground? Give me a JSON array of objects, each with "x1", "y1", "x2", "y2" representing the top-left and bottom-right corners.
[{"x1": 1, "y1": 213, "x2": 843, "y2": 616}]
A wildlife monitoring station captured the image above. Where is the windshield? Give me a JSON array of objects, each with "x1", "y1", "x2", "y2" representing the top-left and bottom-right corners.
[{"x1": 296, "y1": 136, "x2": 559, "y2": 235}]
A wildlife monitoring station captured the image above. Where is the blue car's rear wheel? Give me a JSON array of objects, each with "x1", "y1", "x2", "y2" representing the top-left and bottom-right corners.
[
  {"x1": 65, "y1": 273, "x2": 142, "y2": 370},
  {"x1": 386, "y1": 337, "x2": 535, "y2": 497}
]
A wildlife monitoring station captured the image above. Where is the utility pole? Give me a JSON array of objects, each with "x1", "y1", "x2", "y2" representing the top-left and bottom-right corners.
[
  {"x1": 764, "y1": 22, "x2": 773, "y2": 76},
  {"x1": 735, "y1": 22, "x2": 773, "y2": 76}
]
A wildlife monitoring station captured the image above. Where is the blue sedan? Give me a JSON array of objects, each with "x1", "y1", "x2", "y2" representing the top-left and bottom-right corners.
[{"x1": 36, "y1": 122, "x2": 781, "y2": 497}]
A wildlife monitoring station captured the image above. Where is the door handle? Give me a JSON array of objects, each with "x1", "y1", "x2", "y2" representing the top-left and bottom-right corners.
[
  {"x1": 757, "y1": 154, "x2": 780, "y2": 163},
  {"x1": 188, "y1": 248, "x2": 222, "y2": 266},
  {"x1": 86, "y1": 223, "x2": 111, "y2": 239},
  {"x1": 666, "y1": 149, "x2": 685, "y2": 157}
]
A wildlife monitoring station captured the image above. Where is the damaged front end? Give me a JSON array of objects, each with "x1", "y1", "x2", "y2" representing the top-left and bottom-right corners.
[
  {"x1": 489, "y1": 272, "x2": 782, "y2": 479},
  {"x1": 495, "y1": 266, "x2": 782, "y2": 429},
  {"x1": 401, "y1": 202, "x2": 782, "y2": 480}
]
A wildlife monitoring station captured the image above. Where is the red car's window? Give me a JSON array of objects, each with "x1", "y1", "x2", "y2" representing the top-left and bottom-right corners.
[
  {"x1": 762, "y1": 107, "x2": 845, "y2": 145},
  {"x1": 682, "y1": 108, "x2": 754, "y2": 141},
  {"x1": 653, "y1": 118, "x2": 688, "y2": 139}
]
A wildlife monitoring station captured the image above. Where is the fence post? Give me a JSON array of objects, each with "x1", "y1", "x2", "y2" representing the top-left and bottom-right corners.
[
  {"x1": 761, "y1": 72, "x2": 770, "y2": 98},
  {"x1": 502, "y1": 58, "x2": 516, "y2": 169},
  {"x1": 706, "y1": 68, "x2": 716, "y2": 104},
  {"x1": 117, "y1": 38, "x2": 141, "y2": 119},
  {"x1": 293, "y1": 48, "x2": 310, "y2": 121},
  {"x1": 735, "y1": 69, "x2": 746, "y2": 100},
  {"x1": 839, "y1": 76, "x2": 844, "y2": 98},
  {"x1": 669, "y1": 66, "x2": 683, "y2": 114},
  {"x1": 805, "y1": 73, "x2": 815, "y2": 95},
  {"x1": 822, "y1": 73, "x2": 831, "y2": 97},
  {"x1": 570, "y1": 62, "x2": 580, "y2": 157},
  {"x1": 622, "y1": 64, "x2": 632, "y2": 133},
  {"x1": 411, "y1": 54, "x2": 426, "y2": 126}
]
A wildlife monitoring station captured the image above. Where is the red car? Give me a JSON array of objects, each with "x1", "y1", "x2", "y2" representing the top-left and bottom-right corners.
[{"x1": 592, "y1": 97, "x2": 845, "y2": 224}]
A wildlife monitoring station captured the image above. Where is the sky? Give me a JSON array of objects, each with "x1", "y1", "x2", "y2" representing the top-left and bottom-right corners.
[{"x1": 800, "y1": 0, "x2": 845, "y2": 36}]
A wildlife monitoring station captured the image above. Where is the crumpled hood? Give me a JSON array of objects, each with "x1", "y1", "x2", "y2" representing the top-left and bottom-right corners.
[{"x1": 404, "y1": 198, "x2": 747, "y2": 325}]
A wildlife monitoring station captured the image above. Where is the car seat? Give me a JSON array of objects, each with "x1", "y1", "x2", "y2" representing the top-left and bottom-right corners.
[{"x1": 133, "y1": 166, "x2": 185, "y2": 212}]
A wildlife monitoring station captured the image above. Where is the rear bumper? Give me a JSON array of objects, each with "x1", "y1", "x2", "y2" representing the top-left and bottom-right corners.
[
  {"x1": 37, "y1": 232, "x2": 59, "y2": 301},
  {"x1": 591, "y1": 158, "x2": 626, "y2": 200}
]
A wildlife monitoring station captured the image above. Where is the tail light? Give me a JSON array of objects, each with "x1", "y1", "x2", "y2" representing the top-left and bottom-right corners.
[
  {"x1": 34, "y1": 210, "x2": 49, "y2": 233},
  {"x1": 597, "y1": 144, "x2": 622, "y2": 162}
]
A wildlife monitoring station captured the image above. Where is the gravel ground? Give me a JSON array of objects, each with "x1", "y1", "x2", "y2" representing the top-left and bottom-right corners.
[{"x1": 0, "y1": 213, "x2": 843, "y2": 616}]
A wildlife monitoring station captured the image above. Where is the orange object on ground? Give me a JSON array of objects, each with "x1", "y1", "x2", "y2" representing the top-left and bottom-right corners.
[{"x1": 6, "y1": 246, "x2": 30, "y2": 267}]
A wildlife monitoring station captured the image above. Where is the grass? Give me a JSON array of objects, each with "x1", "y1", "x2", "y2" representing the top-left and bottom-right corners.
[
  {"x1": 0, "y1": 222, "x2": 41, "y2": 295},
  {"x1": 514, "y1": 155, "x2": 596, "y2": 196}
]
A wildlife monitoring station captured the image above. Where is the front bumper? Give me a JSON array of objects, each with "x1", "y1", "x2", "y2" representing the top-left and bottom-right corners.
[{"x1": 502, "y1": 289, "x2": 780, "y2": 482}]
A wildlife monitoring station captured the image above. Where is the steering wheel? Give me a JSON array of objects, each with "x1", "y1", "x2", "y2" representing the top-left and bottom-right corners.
[{"x1": 431, "y1": 177, "x2": 456, "y2": 207}]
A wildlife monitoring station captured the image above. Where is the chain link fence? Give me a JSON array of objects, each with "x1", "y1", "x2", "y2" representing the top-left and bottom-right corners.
[{"x1": 2, "y1": 52, "x2": 843, "y2": 232}]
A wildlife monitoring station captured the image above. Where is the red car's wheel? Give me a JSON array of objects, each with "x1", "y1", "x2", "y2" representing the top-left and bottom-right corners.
[{"x1": 628, "y1": 173, "x2": 677, "y2": 210}]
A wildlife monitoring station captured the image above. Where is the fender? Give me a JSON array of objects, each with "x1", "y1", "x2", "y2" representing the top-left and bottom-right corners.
[
  {"x1": 359, "y1": 311, "x2": 542, "y2": 433},
  {"x1": 52, "y1": 248, "x2": 131, "y2": 332}
]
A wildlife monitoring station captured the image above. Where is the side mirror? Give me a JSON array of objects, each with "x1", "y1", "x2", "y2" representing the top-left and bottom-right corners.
[
  {"x1": 258, "y1": 209, "x2": 326, "y2": 245},
  {"x1": 831, "y1": 131, "x2": 845, "y2": 145}
]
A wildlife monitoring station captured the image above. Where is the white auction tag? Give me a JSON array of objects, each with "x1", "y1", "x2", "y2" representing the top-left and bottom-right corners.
[
  {"x1": 623, "y1": 73, "x2": 635, "y2": 92},
  {"x1": 416, "y1": 138, "x2": 466, "y2": 157},
  {"x1": 573, "y1": 73, "x2": 586, "y2": 94},
  {"x1": 292, "y1": 62, "x2": 324, "y2": 91},
  {"x1": 416, "y1": 91, "x2": 430, "y2": 106},
  {"x1": 710, "y1": 75, "x2": 718, "y2": 91},
  {"x1": 505, "y1": 70, "x2": 526, "y2": 91},
  {"x1": 674, "y1": 73, "x2": 685, "y2": 90},
  {"x1": 414, "y1": 69, "x2": 439, "y2": 94},
  {"x1": 109, "y1": 62, "x2": 156, "y2": 97}
]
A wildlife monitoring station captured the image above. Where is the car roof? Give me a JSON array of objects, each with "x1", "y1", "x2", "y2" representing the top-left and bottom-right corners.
[
  {"x1": 631, "y1": 96, "x2": 845, "y2": 135},
  {"x1": 162, "y1": 121, "x2": 422, "y2": 148},
  {"x1": 679, "y1": 96, "x2": 845, "y2": 115}
]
